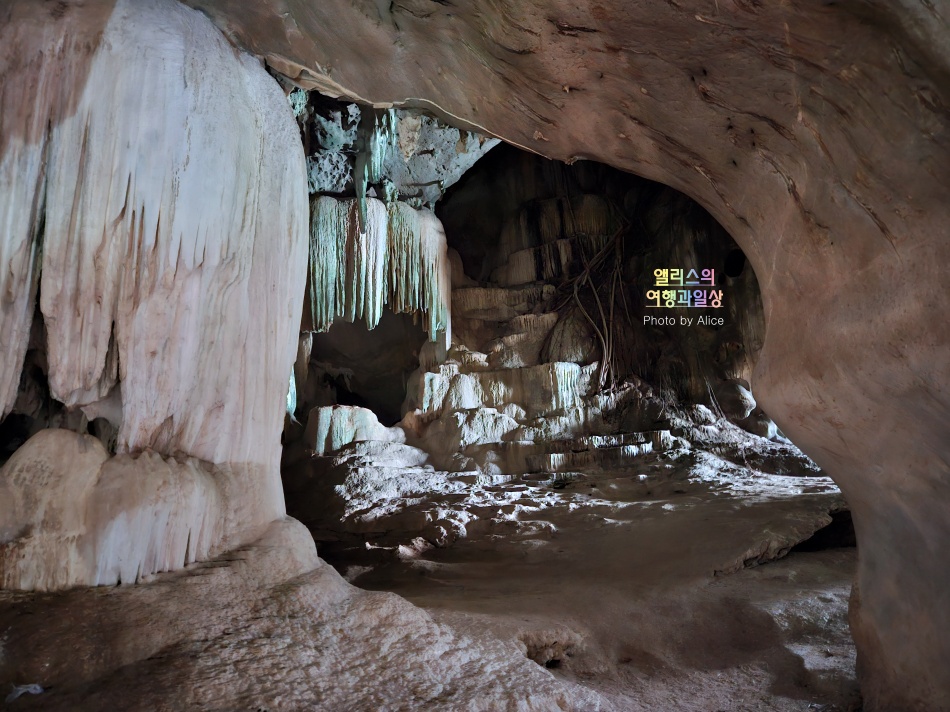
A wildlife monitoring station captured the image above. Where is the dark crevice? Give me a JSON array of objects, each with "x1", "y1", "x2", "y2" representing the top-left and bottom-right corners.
[
  {"x1": 724, "y1": 248, "x2": 747, "y2": 278},
  {"x1": 792, "y1": 511, "x2": 857, "y2": 552}
]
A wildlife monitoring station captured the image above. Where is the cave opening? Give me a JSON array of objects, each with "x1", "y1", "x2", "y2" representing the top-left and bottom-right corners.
[
  {"x1": 277, "y1": 101, "x2": 856, "y2": 711},
  {"x1": 283, "y1": 115, "x2": 792, "y2": 464},
  {"x1": 281, "y1": 96, "x2": 849, "y2": 584},
  {"x1": 436, "y1": 141, "x2": 768, "y2": 410}
]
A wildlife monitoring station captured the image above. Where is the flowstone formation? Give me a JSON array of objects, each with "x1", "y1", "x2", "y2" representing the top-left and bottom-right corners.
[
  {"x1": 286, "y1": 90, "x2": 503, "y2": 421},
  {"x1": 0, "y1": 519, "x2": 587, "y2": 712},
  {"x1": 0, "y1": 0, "x2": 308, "y2": 589}
]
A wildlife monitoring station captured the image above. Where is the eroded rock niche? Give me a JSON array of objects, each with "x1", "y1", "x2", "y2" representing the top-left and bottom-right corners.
[{"x1": 282, "y1": 100, "x2": 822, "y2": 563}]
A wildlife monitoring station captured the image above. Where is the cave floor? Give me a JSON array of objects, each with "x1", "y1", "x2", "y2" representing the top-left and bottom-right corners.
[
  {"x1": 0, "y1": 450, "x2": 859, "y2": 711},
  {"x1": 333, "y1": 455, "x2": 861, "y2": 712},
  {"x1": 357, "y1": 528, "x2": 858, "y2": 711}
]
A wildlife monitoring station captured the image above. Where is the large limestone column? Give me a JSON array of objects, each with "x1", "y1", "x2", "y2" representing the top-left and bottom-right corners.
[
  {"x1": 183, "y1": 0, "x2": 949, "y2": 708},
  {"x1": 0, "y1": 0, "x2": 308, "y2": 588}
]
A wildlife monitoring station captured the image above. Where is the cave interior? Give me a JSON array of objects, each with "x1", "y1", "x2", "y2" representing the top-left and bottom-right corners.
[{"x1": 0, "y1": 1, "x2": 946, "y2": 711}]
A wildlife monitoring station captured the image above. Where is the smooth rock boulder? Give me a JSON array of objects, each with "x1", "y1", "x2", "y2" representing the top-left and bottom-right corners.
[{"x1": 715, "y1": 380, "x2": 757, "y2": 422}]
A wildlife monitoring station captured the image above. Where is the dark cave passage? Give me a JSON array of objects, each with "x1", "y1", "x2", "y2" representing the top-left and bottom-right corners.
[
  {"x1": 436, "y1": 141, "x2": 768, "y2": 411},
  {"x1": 283, "y1": 127, "x2": 787, "y2": 447},
  {"x1": 298, "y1": 309, "x2": 427, "y2": 427},
  {"x1": 281, "y1": 110, "x2": 841, "y2": 592},
  {"x1": 792, "y1": 510, "x2": 858, "y2": 553}
]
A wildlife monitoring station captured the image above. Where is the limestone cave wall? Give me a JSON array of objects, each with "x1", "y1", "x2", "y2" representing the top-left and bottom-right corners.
[
  {"x1": 0, "y1": 0, "x2": 946, "y2": 709},
  {"x1": 439, "y1": 143, "x2": 766, "y2": 404}
]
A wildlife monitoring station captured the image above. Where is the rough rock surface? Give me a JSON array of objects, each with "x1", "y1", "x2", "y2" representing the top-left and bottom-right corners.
[
  {"x1": 379, "y1": 545, "x2": 860, "y2": 712},
  {"x1": 438, "y1": 144, "x2": 767, "y2": 402},
  {"x1": 178, "y1": 2, "x2": 950, "y2": 707},
  {"x1": 289, "y1": 407, "x2": 829, "y2": 554},
  {"x1": 297, "y1": 96, "x2": 500, "y2": 207}
]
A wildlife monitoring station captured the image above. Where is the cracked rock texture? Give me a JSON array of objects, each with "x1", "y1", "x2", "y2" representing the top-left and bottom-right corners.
[{"x1": 179, "y1": 2, "x2": 950, "y2": 708}]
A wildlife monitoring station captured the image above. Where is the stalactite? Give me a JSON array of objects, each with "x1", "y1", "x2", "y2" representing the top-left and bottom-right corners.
[
  {"x1": 311, "y1": 196, "x2": 388, "y2": 332},
  {"x1": 417, "y1": 210, "x2": 453, "y2": 342},
  {"x1": 354, "y1": 108, "x2": 398, "y2": 229},
  {"x1": 388, "y1": 201, "x2": 424, "y2": 315},
  {"x1": 310, "y1": 196, "x2": 349, "y2": 331},
  {"x1": 367, "y1": 110, "x2": 398, "y2": 183},
  {"x1": 345, "y1": 199, "x2": 389, "y2": 327},
  {"x1": 309, "y1": 196, "x2": 451, "y2": 346}
]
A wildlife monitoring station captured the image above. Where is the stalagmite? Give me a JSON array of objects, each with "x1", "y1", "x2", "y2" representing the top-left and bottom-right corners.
[{"x1": 309, "y1": 196, "x2": 451, "y2": 345}]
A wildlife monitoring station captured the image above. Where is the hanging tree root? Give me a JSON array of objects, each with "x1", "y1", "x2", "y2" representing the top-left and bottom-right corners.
[{"x1": 547, "y1": 207, "x2": 635, "y2": 393}]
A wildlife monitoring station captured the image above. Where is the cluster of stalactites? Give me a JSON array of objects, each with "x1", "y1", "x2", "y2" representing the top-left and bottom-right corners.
[
  {"x1": 354, "y1": 109, "x2": 398, "y2": 230},
  {"x1": 309, "y1": 196, "x2": 451, "y2": 345}
]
